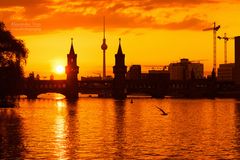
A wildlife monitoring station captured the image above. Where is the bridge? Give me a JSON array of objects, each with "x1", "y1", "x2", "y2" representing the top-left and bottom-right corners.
[
  {"x1": 20, "y1": 78, "x2": 168, "y2": 99},
  {"x1": 20, "y1": 79, "x2": 113, "y2": 99},
  {"x1": 19, "y1": 78, "x2": 237, "y2": 99},
  {"x1": 18, "y1": 39, "x2": 239, "y2": 99}
]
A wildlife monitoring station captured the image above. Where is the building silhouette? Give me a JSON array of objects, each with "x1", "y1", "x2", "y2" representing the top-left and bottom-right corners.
[
  {"x1": 126, "y1": 65, "x2": 141, "y2": 80},
  {"x1": 218, "y1": 63, "x2": 235, "y2": 81},
  {"x1": 65, "y1": 38, "x2": 79, "y2": 99},
  {"x1": 113, "y1": 39, "x2": 127, "y2": 99},
  {"x1": 147, "y1": 69, "x2": 170, "y2": 81},
  {"x1": 233, "y1": 36, "x2": 240, "y2": 85},
  {"x1": 169, "y1": 58, "x2": 203, "y2": 80}
]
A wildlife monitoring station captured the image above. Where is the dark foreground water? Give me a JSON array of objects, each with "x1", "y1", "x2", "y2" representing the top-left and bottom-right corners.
[{"x1": 1, "y1": 95, "x2": 240, "y2": 159}]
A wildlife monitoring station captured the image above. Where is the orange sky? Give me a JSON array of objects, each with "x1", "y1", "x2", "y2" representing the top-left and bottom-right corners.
[{"x1": 1, "y1": 0, "x2": 240, "y2": 79}]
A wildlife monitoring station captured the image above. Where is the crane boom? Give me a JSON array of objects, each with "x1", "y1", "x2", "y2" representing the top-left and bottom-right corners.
[{"x1": 203, "y1": 28, "x2": 213, "y2": 31}]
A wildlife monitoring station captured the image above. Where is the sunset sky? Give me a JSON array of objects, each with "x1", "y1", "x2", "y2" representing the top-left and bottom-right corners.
[{"x1": 1, "y1": 0, "x2": 240, "y2": 79}]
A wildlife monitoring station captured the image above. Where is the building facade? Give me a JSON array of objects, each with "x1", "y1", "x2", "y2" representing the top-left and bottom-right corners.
[
  {"x1": 169, "y1": 58, "x2": 204, "y2": 80},
  {"x1": 233, "y1": 36, "x2": 240, "y2": 84},
  {"x1": 218, "y1": 63, "x2": 235, "y2": 81},
  {"x1": 126, "y1": 65, "x2": 141, "y2": 80}
]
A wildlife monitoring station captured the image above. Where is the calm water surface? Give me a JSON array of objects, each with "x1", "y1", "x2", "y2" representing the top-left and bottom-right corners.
[{"x1": 1, "y1": 95, "x2": 240, "y2": 159}]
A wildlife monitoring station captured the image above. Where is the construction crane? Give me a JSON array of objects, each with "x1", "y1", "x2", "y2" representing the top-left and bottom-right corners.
[
  {"x1": 203, "y1": 22, "x2": 220, "y2": 72},
  {"x1": 190, "y1": 59, "x2": 207, "y2": 63},
  {"x1": 217, "y1": 33, "x2": 234, "y2": 64},
  {"x1": 93, "y1": 72, "x2": 101, "y2": 77},
  {"x1": 142, "y1": 65, "x2": 168, "y2": 71}
]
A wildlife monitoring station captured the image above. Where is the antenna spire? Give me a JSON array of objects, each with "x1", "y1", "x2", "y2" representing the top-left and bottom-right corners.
[{"x1": 103, "y1": 16, "x2": 105, "y2": 39}]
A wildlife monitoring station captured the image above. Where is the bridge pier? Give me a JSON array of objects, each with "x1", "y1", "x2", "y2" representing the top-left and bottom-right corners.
[
  {"x1": 65, "y1": 89, "x2": 79, "y2": 100},
  {"x1": 65, "y1": 38, "x2": 79, "y2": 100},
  {"x1": 112, "y1": 39, "x2": 127, "y2": 100}
]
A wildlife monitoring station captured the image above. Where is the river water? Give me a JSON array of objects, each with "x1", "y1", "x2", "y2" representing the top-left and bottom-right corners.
[{"x1": 1, "y1": 95, "x2": 240, "y2": 159}]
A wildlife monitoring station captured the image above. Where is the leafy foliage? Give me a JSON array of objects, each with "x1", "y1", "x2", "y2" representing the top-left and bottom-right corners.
[{"x1": 0, "y1": 21, "x2": 28, "y2": 97}]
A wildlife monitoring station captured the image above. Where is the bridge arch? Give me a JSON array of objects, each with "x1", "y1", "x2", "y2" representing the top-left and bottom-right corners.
[
  {"x1": 25, "y1": 90, "x2": 67, "y2": 99},
  {"x1": 37, "y1": 92, "x2": 66, "y2": 99}
]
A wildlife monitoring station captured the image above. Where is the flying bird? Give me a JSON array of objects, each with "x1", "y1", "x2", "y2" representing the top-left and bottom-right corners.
[{"x1": 155, "y1": 106, "x2": 168, "y2": 115}]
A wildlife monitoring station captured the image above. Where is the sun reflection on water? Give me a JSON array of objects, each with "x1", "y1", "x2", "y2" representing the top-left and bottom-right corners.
[
  {"x1": 56, "y1": 100, "x2": 65, "y2": 111},
  {"x1": 54, "y1": 108, "x2": 67, "y2": 159}
]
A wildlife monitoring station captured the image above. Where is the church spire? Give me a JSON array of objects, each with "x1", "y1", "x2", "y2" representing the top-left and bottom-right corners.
[
  {"x1": 69, "y1": 38, "x2": 75, "y2": 55},
  {"x1": 117, "y1": 38, "x2": 123, "y2": 54}
]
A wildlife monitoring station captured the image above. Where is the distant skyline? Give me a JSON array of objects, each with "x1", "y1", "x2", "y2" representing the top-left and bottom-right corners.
[{"x1": 1, "y1": 0, "x2": 240, "y2": 79}]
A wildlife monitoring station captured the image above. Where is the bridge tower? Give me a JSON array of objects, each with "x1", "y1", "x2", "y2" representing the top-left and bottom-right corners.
[
  {"x1": 113, "y1": 38, "x2": 127, "y2": 99},
  {"x1": 65, "y1": 38, "x2": 79, "y2": 99}
]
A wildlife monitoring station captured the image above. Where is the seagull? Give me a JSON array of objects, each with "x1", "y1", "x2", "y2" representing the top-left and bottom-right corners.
[{"x1": 155, "y1": 106, "x2": 168, "y2": 115}]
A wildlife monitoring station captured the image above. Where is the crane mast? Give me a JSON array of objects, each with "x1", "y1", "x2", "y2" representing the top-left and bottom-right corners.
[
  {"x1": 217, "y1": 33, "x2": 234, "y2": 64},
  {"x1": 203, "y1": 22, "x2": 220, "y2": 73},
  {"x1": 213, "y1": 22, "x2": 217, "y2": 71}
]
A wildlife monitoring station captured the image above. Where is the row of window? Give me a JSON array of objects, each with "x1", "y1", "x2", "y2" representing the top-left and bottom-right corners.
[
  {"x1": 170, "y1": 83, "x2": 233, "y2": 89},
  {"x1": 127, "y1": 84, "x2": 163, "y2": 89},
  {"x1": 25, "y1": 83, "x2": 66, "y2": 89},
  {"x1": 24, "y1": 82, "x2": 111, "y2": 89}
]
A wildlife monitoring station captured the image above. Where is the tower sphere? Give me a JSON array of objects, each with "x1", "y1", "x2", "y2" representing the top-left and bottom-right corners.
[{"x1": 101, "y1": 42, "x2": 108, "y2": 50}]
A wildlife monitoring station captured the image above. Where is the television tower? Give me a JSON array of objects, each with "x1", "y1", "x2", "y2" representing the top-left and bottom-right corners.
[{"x1": 101, "y1": 17, "x2": 107, "y2": 79}]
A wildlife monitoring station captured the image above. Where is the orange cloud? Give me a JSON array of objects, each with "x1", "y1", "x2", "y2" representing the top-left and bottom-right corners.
[
  {"x1": 159, "y1": 16, "x2": 211, "y2": 30},
  {"x1": 0, "y1": 0, "x2": 236, "y2": 35}
]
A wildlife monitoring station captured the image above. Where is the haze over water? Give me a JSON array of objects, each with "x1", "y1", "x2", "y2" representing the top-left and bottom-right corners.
[{"x1": 1, "y1": 96, "x2": 240, "y2": 159}]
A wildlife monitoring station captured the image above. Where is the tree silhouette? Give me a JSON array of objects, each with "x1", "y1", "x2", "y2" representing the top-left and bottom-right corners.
[{"x1": 0, "y1": 21, "x2": 28, "y2": 99}]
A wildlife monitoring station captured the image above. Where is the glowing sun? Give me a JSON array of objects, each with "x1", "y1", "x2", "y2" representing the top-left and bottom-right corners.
[{"x1": 55, "y1": 65, "x2": 65, "y2": 74}]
